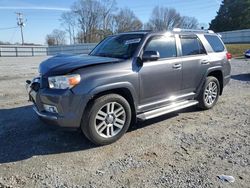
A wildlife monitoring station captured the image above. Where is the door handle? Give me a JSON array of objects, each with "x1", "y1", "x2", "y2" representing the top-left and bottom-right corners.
[
  {"x1": 201, "y1": 60, "x2": 210, "y2": 65},
  {"x1": 172, "y1": 63, "x2": 182, "y2": 69}
]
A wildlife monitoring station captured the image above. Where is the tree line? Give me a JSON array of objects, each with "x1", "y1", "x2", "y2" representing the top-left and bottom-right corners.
[
  {"x1": 46, "y1": 0, "x2": 199, "y2": 45},
  {"x1": 209, "y1": 0, "x2": 250, "y2": 32}
]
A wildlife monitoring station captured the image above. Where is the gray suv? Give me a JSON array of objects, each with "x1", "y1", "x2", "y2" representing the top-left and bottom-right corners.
[{"x1": 27, "y1": 29, "x2": 231, "y2": 145}]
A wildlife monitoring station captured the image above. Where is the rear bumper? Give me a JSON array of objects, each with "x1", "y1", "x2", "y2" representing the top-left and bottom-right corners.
[{"x1": 27, "y1": 83, "x2": 89, "y2": 128}]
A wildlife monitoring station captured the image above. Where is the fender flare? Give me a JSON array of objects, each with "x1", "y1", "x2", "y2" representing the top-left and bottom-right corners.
[
  {"x1": 196, "y1": 66, "x2": 223, "y2": 96},
  {"x1": 88, "y1": 82, "x2": 138, "y2": 109}
]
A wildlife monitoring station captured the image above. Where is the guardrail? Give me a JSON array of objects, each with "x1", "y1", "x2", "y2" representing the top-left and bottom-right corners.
[{"x1": 0, "y1": 45, "x2": 47, "y2": 57}]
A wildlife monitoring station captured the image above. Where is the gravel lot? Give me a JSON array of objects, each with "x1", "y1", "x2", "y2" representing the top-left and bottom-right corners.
[{"x1": 0, "y1": 57, "x2": 249, "y2": 188}]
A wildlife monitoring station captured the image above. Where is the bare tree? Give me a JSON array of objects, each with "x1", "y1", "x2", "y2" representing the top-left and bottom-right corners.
[
  {"x1": 72, "y1": 0, "x2": 103, "y2": 42},
  {"x1": 100, "y1": 0, "x2": 117, "y2": 37},
  {"x1": 180, "y1": 16, "x2": 199, "y2": 29},
  {"x1": 146, "y1": 6, "x2": 182, "y2": 31},
  {"x1": 71, "y1": 0, "x2": 117, "y2": 43},
  {"x1": 60, "y1": 11, "x2": 77, "y2": 44},
  {"x1": 114, "y1": 8, "x2": 143, "y2": 33},
  {"x1": 46, "y1": 34, "x2": 56, "y2": 46},
  {"x1": 75, "y1": 31, "x2": 85, "y2": 43},
  {"x1": 45, "y1": 29, "x2": 66, "y2": 46},
  {"x1": 146, "y1": 6, "x2": 199, "y2": 31},
  {"x1": 56, "y1": 2, "x2": 200, "y2": 44}
]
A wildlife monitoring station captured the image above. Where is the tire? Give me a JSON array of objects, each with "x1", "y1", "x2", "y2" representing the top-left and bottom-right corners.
[
  {"x1": 81, "y1": 94, "x2": 132, "y2": 145},
  {"x1": 198, "y1": 76, "x2": 220, "y2": 110}
]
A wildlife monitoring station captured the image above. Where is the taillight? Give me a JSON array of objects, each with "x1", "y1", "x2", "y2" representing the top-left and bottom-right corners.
[{"x1": 226, "y1": 52, "x2": 232, "y2": 60}]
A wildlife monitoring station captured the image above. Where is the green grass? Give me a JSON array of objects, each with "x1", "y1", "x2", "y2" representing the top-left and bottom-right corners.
[{"x1": 226, "y1": 44, "x2": 250, "y2": 58}]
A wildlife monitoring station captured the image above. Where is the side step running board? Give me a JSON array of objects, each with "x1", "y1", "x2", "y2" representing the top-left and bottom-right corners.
[{"x1": 137, "y1": 100, "x2": 199, "y2": 120}]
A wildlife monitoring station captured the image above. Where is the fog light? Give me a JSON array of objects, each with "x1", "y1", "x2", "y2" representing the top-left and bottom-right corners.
[{"x1": 43, "y1": 104, "x2": 58, "y2": 113}]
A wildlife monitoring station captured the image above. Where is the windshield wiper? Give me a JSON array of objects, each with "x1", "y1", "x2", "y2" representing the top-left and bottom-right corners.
[
  {"x1": 95, "y1": 53, "x2": 112, "y2": 57},
  {"x1": 94, "y1": 53, "x2": 125, "y2": 59}
]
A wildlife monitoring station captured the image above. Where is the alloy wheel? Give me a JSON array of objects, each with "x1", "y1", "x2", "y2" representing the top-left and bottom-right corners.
[
  {"x1": 94, "y1": 102, "x2": 126, "y2": 138},
  {"x1": 204, "y1": 81, "x2": 218, "y2": 105}
]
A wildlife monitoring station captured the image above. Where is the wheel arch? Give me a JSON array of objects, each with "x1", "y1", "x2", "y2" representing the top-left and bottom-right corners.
[
  {"x1": 207, "y1": 69, "x2": 223, "y2": 95},
  {"x1": 85, "y1": 83, "x2": 138, "y2": 125},
  {"x1": 197, "y1": 66, "x2": 224, "y2": 96}
]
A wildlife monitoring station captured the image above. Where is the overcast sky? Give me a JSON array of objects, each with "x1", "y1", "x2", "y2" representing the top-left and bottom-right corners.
[{"x1": 0, "y1": 0, "x2": 222, "y2": 44}]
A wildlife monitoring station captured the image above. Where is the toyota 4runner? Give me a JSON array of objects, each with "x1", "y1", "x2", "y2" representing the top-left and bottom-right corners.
[{"x1": 26, "y1": 28, "x2": 231, "y2": 145}]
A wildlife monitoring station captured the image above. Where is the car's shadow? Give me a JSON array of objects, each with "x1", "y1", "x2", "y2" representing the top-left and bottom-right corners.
[
  {"x1": 0, "y1": 105, "x2": 198, "y2": 164},
  {"x1": 231, "y1": 73, "x2": 250, "y2": 82},
  {"x1": 0, "y1": 105, "x2": 97, "y2": 163}
]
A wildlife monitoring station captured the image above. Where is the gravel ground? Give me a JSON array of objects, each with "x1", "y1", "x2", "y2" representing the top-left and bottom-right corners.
[{"x1": 0, "y1": 57, "x2": 249, "y2": 188}]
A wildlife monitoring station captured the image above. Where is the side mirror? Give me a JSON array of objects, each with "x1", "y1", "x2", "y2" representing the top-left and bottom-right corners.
[{"x1": 142, "y1": 51, "x2": 160, "y2": 61}]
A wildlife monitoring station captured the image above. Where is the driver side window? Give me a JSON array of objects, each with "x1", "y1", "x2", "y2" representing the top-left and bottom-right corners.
[{"x1": 145, "y1": 36, "x2": 177, "y2": 59}]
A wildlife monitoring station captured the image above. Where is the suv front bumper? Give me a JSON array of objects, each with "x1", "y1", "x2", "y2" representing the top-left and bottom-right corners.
[{"x1": 26, "y1": 80, "x2": 88, "y2": 128}]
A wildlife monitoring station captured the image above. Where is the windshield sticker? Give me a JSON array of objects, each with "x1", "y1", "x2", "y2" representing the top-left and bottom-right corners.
[{"x1": 124, "y1": 38, "x2": 141, "y2": 45}]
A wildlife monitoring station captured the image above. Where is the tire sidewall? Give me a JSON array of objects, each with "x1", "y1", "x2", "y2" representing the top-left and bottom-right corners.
[
  {"x1": 83, "y1": 94, "x2": 131, "y2": 145},
  {"x1": 201, "y1": 77, "x2": 220, "y2": 109}
]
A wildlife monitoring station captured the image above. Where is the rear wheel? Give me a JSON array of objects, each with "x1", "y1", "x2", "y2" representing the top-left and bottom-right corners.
[
  {"x1": 198, "y1": 76, "x2": 220, "y2": 110},
  {"x1": 81, "y1": 94, "x2": 131, "y2": 145}
]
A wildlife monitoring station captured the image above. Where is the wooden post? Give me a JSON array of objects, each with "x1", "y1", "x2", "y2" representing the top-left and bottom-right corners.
[{"x1": 15, "y1": 47, "x2": 18, "y2": 57}]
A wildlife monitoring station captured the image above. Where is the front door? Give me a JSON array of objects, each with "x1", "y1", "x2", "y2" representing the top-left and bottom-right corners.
[{"x1": 138, "y1": 35, "x2": 182, "y2": 110}]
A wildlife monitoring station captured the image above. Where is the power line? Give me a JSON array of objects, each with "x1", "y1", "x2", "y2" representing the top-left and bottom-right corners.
[
  {"x1": 9, "y1": 28, "x2": 18, "y2": 43},
  {"x1": 0, "y1": 26, "x2": 18, "y2": 30}
]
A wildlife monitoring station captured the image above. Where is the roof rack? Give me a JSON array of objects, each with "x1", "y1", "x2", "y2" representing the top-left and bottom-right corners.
[
  {"x1": 130, "y1": 30, "x2": 153, "y2": 32},
  {"x1": 173, "y1": 28, "x2": 214, "y2": 33},
  {"x1": 120, "y1": 30, "x2": 153, "y2": 34}
]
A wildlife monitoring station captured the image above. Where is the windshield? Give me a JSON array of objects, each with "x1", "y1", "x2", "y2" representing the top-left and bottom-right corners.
[{"x1": 90, "y1": 34, "x2": 144, "y2": 59}]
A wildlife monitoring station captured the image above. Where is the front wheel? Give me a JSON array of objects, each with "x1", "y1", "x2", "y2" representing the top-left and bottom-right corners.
[
  {"x1": 81, "y1": 94, "x2": 132, "y2": 145},
  {"x1": 198, "y1": 76, "x2": 220, "y2": 110}
]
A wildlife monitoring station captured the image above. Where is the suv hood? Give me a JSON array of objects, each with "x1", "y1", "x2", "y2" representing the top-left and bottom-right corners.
[{"x1": 39, "y1": 54, "x2": 122, "y2": 76}]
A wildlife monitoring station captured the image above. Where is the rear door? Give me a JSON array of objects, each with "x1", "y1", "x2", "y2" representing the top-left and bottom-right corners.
[{"x1": 179, "y1": 35, "x2": 209, "y2": 94}]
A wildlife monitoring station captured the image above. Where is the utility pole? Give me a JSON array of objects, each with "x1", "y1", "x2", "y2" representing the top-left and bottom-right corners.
[{"x1": 16, "y1": 12, "x2": 25, "y2": 45}]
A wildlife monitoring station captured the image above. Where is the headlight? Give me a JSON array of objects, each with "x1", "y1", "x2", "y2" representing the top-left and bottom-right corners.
[{"x1": 48, "y1": 74, "x2": 81, "y2": 89}]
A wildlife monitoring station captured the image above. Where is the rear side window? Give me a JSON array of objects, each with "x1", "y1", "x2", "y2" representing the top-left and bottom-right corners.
[
  {"x1": 204, "y1": 35, "x2": 225, "y2": 52},
  {"x1": 180, "y1": 37, "x2": 206, "y2": 56},
  {"x1": 145, "y1": 36, "x2": 177, "y2": 59}
]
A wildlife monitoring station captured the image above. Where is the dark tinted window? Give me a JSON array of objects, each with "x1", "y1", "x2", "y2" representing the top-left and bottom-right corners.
[
  {"x1": 204, "y1": 35, "x2": 225, "y2": 52},
  {"x1": 181, "y1": 37, "x2": 206, "y2": 56},
  {"x1": 145, "y1": 36, "x2": 177, "y2": 59}
]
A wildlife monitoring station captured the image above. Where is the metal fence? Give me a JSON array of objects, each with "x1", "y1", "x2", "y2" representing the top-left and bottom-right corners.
[
  {"x1": 47, "y1": 43, "x2": 97, "y2": 56},
  {"x1": 0, "y1": 45, "x2": 47, "y2": 57},
  {"x1": 0, "y1": 43, "x2": 97, "y2": 57},
  {"x1": 219, "y1": 29, "x2": 250, "y2": 44}
]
